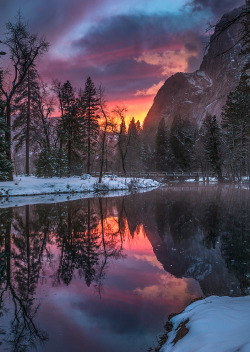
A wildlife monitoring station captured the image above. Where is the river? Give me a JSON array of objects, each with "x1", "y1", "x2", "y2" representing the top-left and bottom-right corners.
[{"x1": 0, "y1": 185, "x2": 249, "y2": 351}]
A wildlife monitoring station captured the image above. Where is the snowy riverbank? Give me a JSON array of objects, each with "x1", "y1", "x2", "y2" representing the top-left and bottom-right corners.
[
  {"x1": 0, "y1": 175, "x2": 160, "y2": 207},
  {"x1": 160, "y1": 295, "x2": 250, "y2": 352}
]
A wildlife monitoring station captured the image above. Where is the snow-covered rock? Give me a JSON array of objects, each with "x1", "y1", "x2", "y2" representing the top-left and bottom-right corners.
[{"x1": 161, "y1": 295, "x2": 250, "y2": 352}]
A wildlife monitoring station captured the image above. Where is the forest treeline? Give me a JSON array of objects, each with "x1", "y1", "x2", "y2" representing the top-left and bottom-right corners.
[{"x1": 0, "y1": 14, "x2": 249, "y2": 182}]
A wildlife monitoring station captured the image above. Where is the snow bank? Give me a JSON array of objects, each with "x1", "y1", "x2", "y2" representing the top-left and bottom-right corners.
[
  {"x1": 185, "y1": 176, "x2": 250, "y2": 184},
  {"x1": 185, "y1": 177, "x2": 218, "y2": 183},
  {"x1": 0, "y1": 175, "x2": 160, "y2": 207},
  {"x1": 161, "y1": 295, "x2": 250, "y2": 352},
  {"x1": 0, "y1": 188, "x2": 155, "y2": 209}
]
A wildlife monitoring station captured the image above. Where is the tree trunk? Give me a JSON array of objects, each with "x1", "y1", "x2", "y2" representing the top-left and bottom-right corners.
[
  {"x1": 216, "y1": 163, "x2": 223, "y2": 183},
  {"x1": 6, "y1": 99, "x2": 13, "y2": 181},
  {"x1": 87, "y1": 116, "x2": 91, "y2": 174},
  {"x1": 26, "y1": 70, "x2": 30, "y2": 175},
  {"x1": 99, "y1": 131, "x2": 106, "y2": 183},
  {"x1": 59, "y1": 139, "x2": 63, "y2": 177},
  {"x1": 118, "y1": 144, "x2": 126, "y2": 176},
  {"x1": 67, "y1": 139, "x2": 71, "y2": 177}
]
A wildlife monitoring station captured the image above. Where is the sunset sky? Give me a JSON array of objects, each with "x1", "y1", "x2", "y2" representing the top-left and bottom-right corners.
[{"x1": 0, "y1": 0, "x2": 244, "y2": 123}]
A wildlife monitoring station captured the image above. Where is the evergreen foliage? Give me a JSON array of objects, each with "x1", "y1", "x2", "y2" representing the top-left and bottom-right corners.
[
  {"x1": 155, "y1": 118, "x2": 170, "y2": 171},
  {"x1": 35, "y1": 146, "x2": 67, "y2": 177},
  {"x1": 127, "y1": 118, "x2": 141, "y2": 171},
  {"x1": 0, "y1": 116, "x2": 13, "y2": 181},
  {"x1": 221, "y1": 71, "x2": 250, "y2": 179},
  {"x1": 201, "y1": 114, "x2": 223, "y2": 181},
  {"x1": 170, "y1": 116, "x2": 197, "y2": 171},
  {"x1": 57, "y1": 80, "x2": 84, "y2": 176},
  {"x1": 13, "y1": 66, "x2": 40, "y2": 175},
  {"x1": 81, "y1": 77, "x2": 99, "y2": 173}
]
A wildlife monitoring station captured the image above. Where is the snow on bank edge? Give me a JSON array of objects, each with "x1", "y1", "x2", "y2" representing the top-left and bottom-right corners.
[
  {"x1": 161, "y1": 295, "x2": 250, "y2": 352},
  {"x1": 0, "y1": 175, "x2": 160, "y2": 207}
]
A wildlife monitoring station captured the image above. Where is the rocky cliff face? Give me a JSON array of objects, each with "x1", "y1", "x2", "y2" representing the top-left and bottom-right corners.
[{"x1": 143, "y1": 5, "x2": 246, "y2": 141}]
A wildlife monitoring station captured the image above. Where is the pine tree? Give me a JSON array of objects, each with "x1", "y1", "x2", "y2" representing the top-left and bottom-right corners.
[
  {"x1": 57, "y1": 81, "x2": 83, "y2": 176},
  {"x1": 127, "y1": 118, "x2": 141, "y2": 171},
  {"x1": 35, "y1": 146, "x2": 67, "y2": 177},
  {"x1": 201, "y1": 114, "x2": 223, "y2": 181},
  {"x1": 221, "y1": 71, "x2": 250, "y2": 179},
  {"x1": 81, "y1": 77, "x2": 99, "y2": 174},
  {"x1": 13, "y1": 66, "x2": 40, "y2": 175},
  {"x1": 155, "y1": 118, "x2": 170, "y2": 171},
  {"x1": 0, "y1": 117, "x2": 13, "y2": 181},
  {"x1": 170, "y1": 116, "x2": 196, "y2": 171},
  {"x1": 140, "y1": 141, "x2": 154, "y2": 172}
]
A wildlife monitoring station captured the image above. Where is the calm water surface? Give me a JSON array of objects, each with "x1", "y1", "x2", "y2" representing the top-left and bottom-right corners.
[{"x1": 0, "y1": 186, "x2": 249, "y2": 352}]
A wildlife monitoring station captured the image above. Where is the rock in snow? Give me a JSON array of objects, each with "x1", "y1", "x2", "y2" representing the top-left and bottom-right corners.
[{"x1": 161, "y1": 295, "x2": 250, "y2": 352}]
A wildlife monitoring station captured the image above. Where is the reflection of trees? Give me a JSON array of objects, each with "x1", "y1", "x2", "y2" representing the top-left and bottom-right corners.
[
  {"x1": 54, "y1": 200, "x2": 100, "y2": 286},
  {"x1": 0, "y1": 197, "x2": 133, "y2": 351},
  {"x1": 201, "y1": 201, "x2": 221, "y2": 249},
  {"x1": 0, "y1": 206, "x2": 47, "y2": 352},
  {"x1": 95, "y1": 197, "x2": 125, "y2": 295},
  {"x1": 54, "y1": 198, "x2": 125, "y2": 290},
  {"x1": 220, "y1": 195, "x2": 250, "y2": 295},
  {"x1": 0, "y1": 188, "x2": 248, "y2": 351}
]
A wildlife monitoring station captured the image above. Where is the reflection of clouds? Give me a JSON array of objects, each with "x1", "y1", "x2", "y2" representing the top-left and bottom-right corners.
[{"x1": 134, "y1": 274, "x2": 201, "y2": 302}]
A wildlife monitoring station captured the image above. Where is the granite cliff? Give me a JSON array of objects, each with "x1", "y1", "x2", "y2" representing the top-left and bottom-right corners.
[{"x1": 143, "y1": 5, "x2": 246, "y2": 141}]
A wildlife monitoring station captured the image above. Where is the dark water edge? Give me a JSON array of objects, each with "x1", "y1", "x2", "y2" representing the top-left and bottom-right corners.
[{"x1": 0, "y1": 185, "x2": 249, "y2": 352}]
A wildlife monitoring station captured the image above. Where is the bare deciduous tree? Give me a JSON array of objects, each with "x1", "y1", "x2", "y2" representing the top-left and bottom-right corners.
[{"x1": 98, "y1": 86, "x2": 117, "y2": 183}]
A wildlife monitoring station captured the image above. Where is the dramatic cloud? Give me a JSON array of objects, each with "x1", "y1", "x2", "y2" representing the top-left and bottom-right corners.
[
  {"x1": 68, "y1": 13, "x2": 205, "y2": 94},
  {"x1": 0, "y1": 0, "x2": 103, "y2": 43},
  {"x1": 135, "y1": 81, "x2": 165, "y2": 96},
  {"x1": 0, "y1": 0, "x2": 243, "y2": 121},
  {"x1": 186, "y1": 0, "x2": 244, "y2": 17}
]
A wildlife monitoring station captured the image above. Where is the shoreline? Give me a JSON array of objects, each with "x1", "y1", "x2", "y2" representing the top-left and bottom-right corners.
[{"x1": 0, "y1": 175, "x2": 160, "y2": 208}]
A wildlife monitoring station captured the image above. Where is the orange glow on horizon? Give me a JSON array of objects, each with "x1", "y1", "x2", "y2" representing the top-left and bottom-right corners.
[
  {"x1": 51, "y1": 94, "x2": 153, "y2": 125},
  {"x1": 108, "y1": 95, "x2": 154, "y2": 125}
]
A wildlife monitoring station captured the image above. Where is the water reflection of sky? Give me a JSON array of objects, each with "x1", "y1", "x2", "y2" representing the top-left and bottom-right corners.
[
  {"x1": 35, "y1": 222, "x2": 202, "y2": 352},
  {"x1": 1, "y1": 187, "x2": 248, "y2": 352}
]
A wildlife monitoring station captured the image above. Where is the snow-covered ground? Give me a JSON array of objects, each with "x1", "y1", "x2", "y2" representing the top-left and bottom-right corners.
[
  {"x1": 185, "y1": 176, "x2": 250, "y2": 184},
  {"x1": 161, "y1": 295, "x2": 250, "y2": 352},
  {"x1": 0, "y1": 175, "x2": 160, "y2": 207},
  {"x1": 185, "y1": 177, "x2": 218, "y2": 183}
]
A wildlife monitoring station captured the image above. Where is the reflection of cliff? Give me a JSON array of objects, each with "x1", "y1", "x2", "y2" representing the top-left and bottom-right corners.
[{"x1": 122, "y1": 187, "x2": 250, "y2": 297}]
